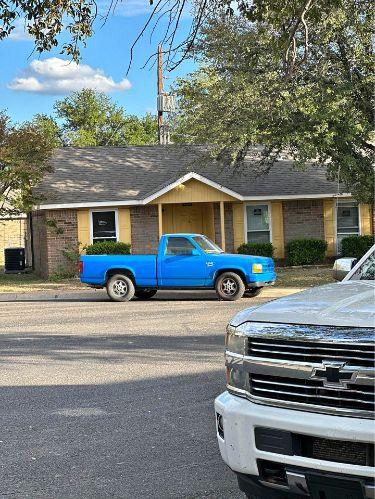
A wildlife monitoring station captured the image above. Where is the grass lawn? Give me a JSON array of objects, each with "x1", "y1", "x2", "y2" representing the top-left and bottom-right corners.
[
  {"x1": 0, "y1": 268, "x2": 84, "y2": 293},
  {"x1": 0, "y1": 265, "x2": 334, "y2": 294},
  {"x1": 275, "y1": 265, "x2": 334, "y2": 288}
]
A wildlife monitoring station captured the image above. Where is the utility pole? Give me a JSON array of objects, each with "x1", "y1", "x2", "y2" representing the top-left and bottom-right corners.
[
  {"x1": 157, "y1": 45, "x2": 164, "y2": 144},
  {"x1": 157, "y1": 45, "x2": 175, "y2": 145}
]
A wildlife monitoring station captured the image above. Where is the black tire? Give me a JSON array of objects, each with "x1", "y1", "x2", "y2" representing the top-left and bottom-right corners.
[
  {"x1": 244, "y1": 287, "x2": 263, "y2": 298},
  {"x1": 215, "y1": 272, "x2": 245, "y2": 301},
  {"x1": 135, "y1": 289, "x2": 157, "y2": 300},
  {"x1": 106, "y1": 274, "x2": 135, "y2": 302}
]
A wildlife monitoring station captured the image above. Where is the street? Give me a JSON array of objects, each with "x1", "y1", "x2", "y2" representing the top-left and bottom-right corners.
[{"x1": 0, "y1": 290, "x2": 277, "y2": 498}]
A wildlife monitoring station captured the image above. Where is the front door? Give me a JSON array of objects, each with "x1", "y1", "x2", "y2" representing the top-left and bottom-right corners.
[
  {"x1": 174, "y1": 204, "x2": 203, "y2": 234},
  {"x1": 159, "y1": 236, "x2": 208, "y2": 287}
]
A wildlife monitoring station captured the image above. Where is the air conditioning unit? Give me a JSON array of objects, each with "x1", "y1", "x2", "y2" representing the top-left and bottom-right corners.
[
  {"x1": 157, "y1": 93, "x2": 176, "y2": 113},
  {"x1": 4, "y1": 247, "x2": 26, "y2": 273}
]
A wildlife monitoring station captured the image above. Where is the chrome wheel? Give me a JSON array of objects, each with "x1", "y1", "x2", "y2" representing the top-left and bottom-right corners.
[
  {"x1": 221, "y1": 277, "x2": 238, "y2": 296},
  {"x1": 113, "y1": 279, "x2": 128, "y2": 297}
]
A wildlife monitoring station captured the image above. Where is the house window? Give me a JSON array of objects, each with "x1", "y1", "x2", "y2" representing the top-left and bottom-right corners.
[
  {"x1": 246, "y1": 204, "x2": 271, "y2": 243},
  {"x1": 337, "y1": 201, "x2": 359, "y2": 252},
  {"x1": 91, "y1": 210, "x2": 117, "y2": 244}
]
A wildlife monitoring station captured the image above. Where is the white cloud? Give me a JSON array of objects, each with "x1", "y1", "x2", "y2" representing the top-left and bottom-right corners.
[
  {"x1": 8, "y1": 57, "x2": 132, "y2": 95},
  {"x1": 8, "y1": 18, "x2": 32, "y2": 41}
]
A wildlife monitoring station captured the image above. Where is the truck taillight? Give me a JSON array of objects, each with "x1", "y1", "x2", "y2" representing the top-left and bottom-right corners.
[{"x1": 79, "y1": 261, "x2": 84, "y2": 274}]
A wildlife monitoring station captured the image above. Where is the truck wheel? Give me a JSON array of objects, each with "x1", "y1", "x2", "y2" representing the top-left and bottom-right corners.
[
  {"x1": 135, "y1": 289, "x2": 157, "y2": 300},
  {"x1": 106, "y1": 274, "x2": 135, "y2": 302},
  {"x1": 244, "y1": 287, "x2": 263, "y2": 298},
  {"x1": 215, "y1": 272, "x2": 245, "y2": 301}
]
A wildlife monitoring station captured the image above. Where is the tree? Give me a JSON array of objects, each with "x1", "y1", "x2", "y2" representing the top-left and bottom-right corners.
[
  {"x1": 33, "y1": 114, "x2": 63, "y2": 149},
  {"x1": 173, "y1": 5, "x2": 374, "y2": 203},
  {"x1": 0, "y1": 112, "x2": 54, "y2": 217},
  {"x1": 54, "y1": 89, "x2": 158, "y2": 146},
  {"x1": 0, "y1": 1, "x2": 96, "y2": 61},
  {"x1": 1, "y1": 0, "x2": 371, "y2": 74}
]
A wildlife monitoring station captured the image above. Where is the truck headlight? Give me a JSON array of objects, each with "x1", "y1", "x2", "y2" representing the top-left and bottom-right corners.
[
  {"x1": 252, "y1": 263, "x2": 263, "y2": 273},
  {"x1": 226, "y1": 325, "x2": 246, "y2": 354},
  {"x1": 226, "y1": 367, "x2": 247, "y2": 391}
]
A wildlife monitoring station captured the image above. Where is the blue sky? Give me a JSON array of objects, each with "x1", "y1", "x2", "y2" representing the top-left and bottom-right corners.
[{"x1": 0, "y1": 2, "x2": 195, "y2": 123}]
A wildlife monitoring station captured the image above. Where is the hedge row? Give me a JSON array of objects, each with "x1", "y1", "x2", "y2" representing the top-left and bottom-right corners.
[
  {"x1": 237, "y1": 235, "x2": 374, "y2": 265},
  {"x1": 285, "y1": 239, "x2": 327, "y2": 266},
  {"x1": 237, "y1": 239, "x2": 328, "y2": 264},
  {"x1": 85, "y1": 241, "x2": 131, "y2": 255},
  {"x1": 237, "y1": 242, "x2": 274, "y2": 258},
  {"x1": 341, "y1": 235, "x2": 373, "y2": 260}
]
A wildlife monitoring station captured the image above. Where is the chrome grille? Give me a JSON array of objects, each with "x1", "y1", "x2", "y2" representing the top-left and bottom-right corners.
[
  {"x1": 250, "y1": 374, "x2": 375, "y2": 413},
  {"x1": 227, "y1": 323, "x2": 375, "y2": 417},
  {"x1": 248, "y1": 338, "x2": 375, "y2": 368}
]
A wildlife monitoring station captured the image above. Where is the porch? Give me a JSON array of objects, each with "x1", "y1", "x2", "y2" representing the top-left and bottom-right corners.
[
  {"x1": 150, "y1": 177, "x2": 241, "y2": 252},
  {"x1": 157, "y1": 201, "x2": 231, "y2": 251}
]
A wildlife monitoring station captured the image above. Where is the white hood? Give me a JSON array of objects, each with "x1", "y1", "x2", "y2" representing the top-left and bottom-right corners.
[{"x1": 231, "y1": 281, "x2": 375, "y2": 328}]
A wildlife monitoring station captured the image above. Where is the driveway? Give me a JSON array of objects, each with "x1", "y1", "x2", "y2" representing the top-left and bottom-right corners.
[{"x1": 0, "y1": 289, "x2": 290, "y2": 498}]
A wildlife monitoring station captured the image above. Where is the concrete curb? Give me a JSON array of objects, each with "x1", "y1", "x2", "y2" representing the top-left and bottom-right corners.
[
  {"x1": 0, "y1": 286, "x2": 304, "y2": 302},
  {"x1": 0, "y1": 289, "x2": 106, "y2": 302}
]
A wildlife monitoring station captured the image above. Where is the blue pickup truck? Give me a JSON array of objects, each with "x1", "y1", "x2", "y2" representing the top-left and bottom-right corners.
[{"x1": 79, "y1": 234, "x2": 276, "y2": 302}]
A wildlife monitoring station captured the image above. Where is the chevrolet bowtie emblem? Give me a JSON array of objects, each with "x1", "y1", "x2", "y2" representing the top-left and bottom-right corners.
[{"x1": 310, "y1": 362, "x2": 358, "y2": 389}]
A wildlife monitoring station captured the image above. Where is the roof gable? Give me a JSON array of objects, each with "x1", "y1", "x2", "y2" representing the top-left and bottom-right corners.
[{"x1": 147, "y1": 173, "x2": 241, "y2": 204}]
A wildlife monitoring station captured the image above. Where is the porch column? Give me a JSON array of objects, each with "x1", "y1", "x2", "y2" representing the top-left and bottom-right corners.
[
  {"x1": 220, "y1": 201, "x2": 226, "y2": 251},
  {"x1": 158, "y1": 203, "x2": 163, "y2": 239}
]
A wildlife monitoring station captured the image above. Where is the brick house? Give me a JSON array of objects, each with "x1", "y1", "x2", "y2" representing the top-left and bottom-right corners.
[{"x1": 31, "y1": 145, "x2": 373, "y2": 277}]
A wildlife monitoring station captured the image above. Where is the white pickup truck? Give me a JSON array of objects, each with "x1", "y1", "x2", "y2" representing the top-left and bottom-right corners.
[{"x1": 215, "y1": 246, "x2": 374, "y2": 499}]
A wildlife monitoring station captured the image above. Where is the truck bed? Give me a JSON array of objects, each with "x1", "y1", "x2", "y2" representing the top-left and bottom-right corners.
[{"x1": 80, "y1": 254, "x2": 157, "y2": 287}]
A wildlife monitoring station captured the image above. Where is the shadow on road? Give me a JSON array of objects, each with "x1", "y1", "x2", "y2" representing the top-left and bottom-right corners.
[
  {"x1": 0, "y1": 371, "x2": 241, "y2": 498},
  {"x1": 0, "y1": 332, "x2": 225, "y2": 364}
]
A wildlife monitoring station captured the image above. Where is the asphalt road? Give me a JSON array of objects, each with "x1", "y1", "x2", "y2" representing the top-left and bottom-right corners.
[{"x1": 0, "y1": 289, "x2": 276, "y2": 498}]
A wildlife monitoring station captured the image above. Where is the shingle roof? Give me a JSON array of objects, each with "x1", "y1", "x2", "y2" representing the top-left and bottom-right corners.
[{"x1": 35, "y1": 145, "x2": 344, "y2": 207}]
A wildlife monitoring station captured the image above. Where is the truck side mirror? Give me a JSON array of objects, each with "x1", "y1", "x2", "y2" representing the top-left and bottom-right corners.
[
  {"x1": 332, "y1": 257, "x2": 357, "y2": 281},
  {"x1": 191, "y1": 249, "x2": 200, "y2": 256}
]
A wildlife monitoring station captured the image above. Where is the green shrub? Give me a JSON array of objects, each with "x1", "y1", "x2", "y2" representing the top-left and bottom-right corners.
[
  {"x1": 286, "y1": 239, "x2": 327, "y2": 266},
  {"x1": 341, "y1": 235, "x2": 374, "y2": 259},
  {"x1": 85, "y1": 241, "x2": 131, "y2": 255},
  {"x1": 237, "y1": 242, "x2": 274, "y2": 258}
]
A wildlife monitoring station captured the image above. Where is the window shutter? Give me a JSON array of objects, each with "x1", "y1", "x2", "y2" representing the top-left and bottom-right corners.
[
  {"x1": 232, "y1": 203, "x2": 245, "y2": 251},
  {"x1": 323, "y1": 199, "x2": 335, "y2": 256},
  {"x1": 271, "y1": 202, "x2": 284, "y2": 259},
  {"x1": 360, "y1": 204, "x2": 373, "y2": 235},
  {"x1": 77, "y1": 209, "x2": 90, "y2": 251}
]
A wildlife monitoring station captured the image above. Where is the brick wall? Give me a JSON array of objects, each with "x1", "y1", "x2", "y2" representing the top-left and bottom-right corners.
[
  {"x1": 130, "y1": 206, "x2": 159, "y2": 254},
  {"x1": 283, "y1": 200, "x2": 325, "y2": 243},
  {"x1": 31, "y1": 211, "x2": 48, "y2": 277},
  {"x1": 32, "y1": 209, "x2": 78, "y2": 278},
  {"x1": 213, "y1": 202, "x2": 234, "y2": 252},
  {"x1": 0, "y1": 218, "x2": 28, "y2": 266}
]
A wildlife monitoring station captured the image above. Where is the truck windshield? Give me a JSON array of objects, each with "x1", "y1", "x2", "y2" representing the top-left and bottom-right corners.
[
  {"x1": 349, "y1": 249, "x2": 375, "y2": 281},
  {"x1": 193, "y1": 236, "x2": 223, "y2": 254}
]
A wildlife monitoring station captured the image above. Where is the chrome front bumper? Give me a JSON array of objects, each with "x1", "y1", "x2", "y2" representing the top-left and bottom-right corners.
[{"x1": 248, "y1": 280, "x2": 275, "y2": 287}]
